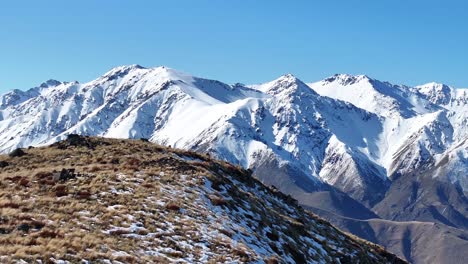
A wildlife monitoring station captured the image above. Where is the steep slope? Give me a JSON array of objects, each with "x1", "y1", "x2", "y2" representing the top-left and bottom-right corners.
[
  {"x1": 374, "y1": 139, "x2": 468, "y2": 230},
  {"x1": 308, "y1": 74, "x2": 455, "y2": 174},
  {"x1": 0, "y1": 136, "x2": 404, "y2": 263},
  {"x1": 308, "y1": 75, "x2": 468, "y2": 228},
  {"x1": 412, "y1": 83, "x2": 467, "y2": 196},
  {"x1": 415, "y1": 82, "x2": 467, "y2": 143},
  {"x1": 308, "y1": 75, "x2": 466, "y2": 182},
  {"x1": 251, "y1": 74, "x2": 389, "y2": 206}
]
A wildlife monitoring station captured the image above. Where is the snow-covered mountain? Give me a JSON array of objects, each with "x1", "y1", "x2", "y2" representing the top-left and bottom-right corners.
[
  {"x1": 308, "y1": 74, "x2": 467, "y2": 190},
  {"x1": 0, "y1": 65, "x2": 391, "y2": 207},
  {"x1": 1, "y1": 65, "x2": 467, "y2": 263},
  {"x1": 309, "y1": 74, "x2": 468, "y2": 232},
  {"x1": 1, "y1": 65, "x2": 466, "y2": 203},
  {"x1": 2, "y1": 65, "x2": 466, "y2": 200}
]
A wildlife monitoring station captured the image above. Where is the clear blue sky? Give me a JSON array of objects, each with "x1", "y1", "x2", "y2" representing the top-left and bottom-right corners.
[{"x1": 1, "y1": 0, "x2": 467, "y2": 92}]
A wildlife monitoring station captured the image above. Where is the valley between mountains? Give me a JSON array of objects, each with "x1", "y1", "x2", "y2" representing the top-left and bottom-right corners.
[{"x1": 1, "y1": 65, "x2": 466, "y2": 263}]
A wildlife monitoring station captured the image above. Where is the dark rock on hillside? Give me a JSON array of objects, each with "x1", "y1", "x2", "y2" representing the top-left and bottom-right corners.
[
  {"x1": 53, "y1": 168, "x2": 77, "y2": 182},
  {"x1": 0, "y1": 161, "x2": 9, "y2": 168},
  {"x1": 53, "y1": 134, "x2": 111, "y2": 150},
  {"x1": 8, "y1": 148, "x2": 25, "y2": 158}
]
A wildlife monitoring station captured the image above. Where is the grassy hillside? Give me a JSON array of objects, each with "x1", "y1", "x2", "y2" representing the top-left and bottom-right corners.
[{"x1": 0, "y1": 136, "x2": 405, "y2": 263}]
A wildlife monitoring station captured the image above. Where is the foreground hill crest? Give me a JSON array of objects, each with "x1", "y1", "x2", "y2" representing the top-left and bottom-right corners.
[{"x1": 0, "y1": 136, "x2": 403, "y2": 263}]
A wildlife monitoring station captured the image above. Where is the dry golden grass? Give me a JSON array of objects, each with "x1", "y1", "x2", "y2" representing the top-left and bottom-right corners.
[{"x1": 0, "y1": 137, "x2": 213, "y2": 263}]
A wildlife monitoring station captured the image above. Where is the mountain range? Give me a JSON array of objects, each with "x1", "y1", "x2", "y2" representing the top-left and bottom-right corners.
[{"x1": 1, "y1": 65, "x2": 467, "y2": 263}]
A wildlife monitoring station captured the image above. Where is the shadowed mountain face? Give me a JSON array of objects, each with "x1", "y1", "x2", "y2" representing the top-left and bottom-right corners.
[
  {"x1": 373, "y1": 149, "x2": 468, "y2": 230},
  {"x1": 0, "y1": 136, "x2": 405, "y2": 263},
  {"x1": 1, "y1": 65, "x2": 467, "y2": 263},
  {"x1": 315, "y1": 211, "x2": 468, "y2": 264}
]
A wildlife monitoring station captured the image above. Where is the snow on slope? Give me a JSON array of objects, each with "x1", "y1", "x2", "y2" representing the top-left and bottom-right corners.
[
  {"x1": 308, "y1": 74, "x2": 437, "y2": 118},
  {"x1": 415, "y1": 83, "x2": 467, "y2": 142},
  {"x1": 416, "y1": 83, "x2": 467, "y2": 193},
  {"x1": 0, "y1": 79, "x2": 63, "y2": 110},
  {"x1": 433, "y1": 138, "x2": 468, "y2": 192},
  {"x1": 306, "y1": 75, "x2": 468, "y2": 242},
  {"x1": 308, "y1": 75, "x2": 467, "y2": 191}
]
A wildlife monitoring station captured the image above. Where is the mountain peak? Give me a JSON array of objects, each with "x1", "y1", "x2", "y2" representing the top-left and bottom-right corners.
[
  {"x1": 274, "y1": 73, "x2": 304, "y2": 85},
  {"x1": 99, "y1": 65, "x2": 194, "y2": 85},
  {"x1": 110, "y1": 64, "x2": 145, "y2": 72},
  {"x1": 102, "y1": 64, "x2": 147, "y2": 79},
  {"x1": 279, "y1": 73, "x2": 297, "y2": 80},
  {"x1": 415, "y1": 82, "x2": 454, "y2": 105},
  {"x1": 150, "y1": 66, "x2": 189, "y2": 77},
  {"x1": 323, "y1": 74, "x2": 371, "y2": 86},
  {"x1": 255, "y1": 73, "x2": 319, "y2": 98},
  {"x1": 39, "y1": 79, "x2": 63, "y2": 88},
  {"x1": 416, "y1": 82, "x2": 452, "y2": 91}
]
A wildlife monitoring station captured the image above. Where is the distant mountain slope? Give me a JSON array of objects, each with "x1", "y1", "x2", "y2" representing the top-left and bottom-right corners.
[
  {"x1": 315, "y1": 210, "x2": 468, "y2": 264},
  {"x1": 0, "y1": 136, "x2": 404, "y2": 263}
]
